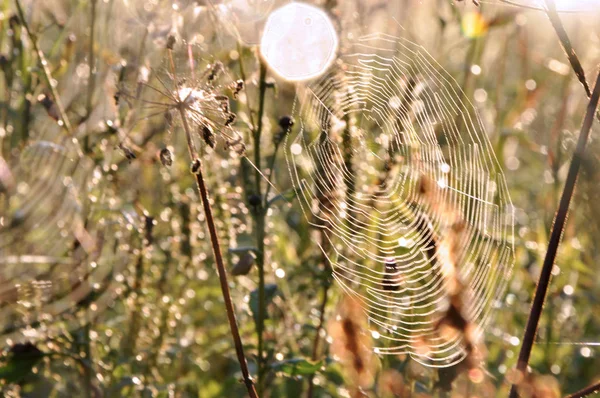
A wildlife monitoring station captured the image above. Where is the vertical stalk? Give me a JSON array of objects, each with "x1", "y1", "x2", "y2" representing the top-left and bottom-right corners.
[
  {"x1": 84, "y1": 0, "x2": 98, "y2": 152},
  {"x1": 253, "y1": 60, "x2": 268, "y2": 395},
  {"x1": 509, "y1": 70, "x2": 600, "y2": 397},
  {"x1": 178, "y1": 107, "x2": 259, "y2": 398},
  {"x1": 14, "y1": 0, "x2": 73, "y2": 136},
  {"x1": 543, "y1": 0, "x2": 600, "y2": 124},
  {"x1": 306, "y1": 242, "x2": 331, "y2": 398},
  {"x1": 83, "y1": 323, "x2": 93, "y2": 398}
]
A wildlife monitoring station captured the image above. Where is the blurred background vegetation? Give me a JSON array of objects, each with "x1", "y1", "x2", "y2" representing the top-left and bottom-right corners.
[{"x1": 0, "y1": 0, "x2": 599, "y2": 397}]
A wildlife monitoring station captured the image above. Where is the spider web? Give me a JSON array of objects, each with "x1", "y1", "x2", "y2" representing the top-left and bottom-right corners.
[
  {"x1": 0, "y1": 138, "x2": 134, "y2": 345},
  {"x1": 285, "y1": 33, "x2": 515, "y2": 367}
]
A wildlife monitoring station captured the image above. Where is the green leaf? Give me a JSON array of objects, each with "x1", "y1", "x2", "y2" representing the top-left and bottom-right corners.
[
  {"x1": 249, "y1": 284, "x2": 278, "y2": 325},
  {"x1": 271, "y1": 358, "x2": 323, "y2": 377}
]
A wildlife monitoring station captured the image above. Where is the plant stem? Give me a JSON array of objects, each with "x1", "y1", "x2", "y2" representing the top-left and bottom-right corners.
[
  {"x1": 544, "y1": 0, "x2": 600, "y2": 123},
  {"x1": 306, "y1": 266, "x2": 330, "y2": 398},
  {"x1": 566, "y1": 380, "x2": 600, "y2": 398},
  {"x1": 14, "y1": 0, "x2": 74, "y2": 138},
  {"x1": 178, "y1": 107, "x2": 258, "y2": 398},
  {"x1": 83, "y1": 323, "x2": 93, "y2": 398},
  {"x1": 84, "y1": 0, "x2": 97, "y2": 152},
  {"x1": 509, "y1": 70, "x2": 600, "y2": 398},
  {"x1": 252, "y1": 60, "x2": 268, "y2": 395}
]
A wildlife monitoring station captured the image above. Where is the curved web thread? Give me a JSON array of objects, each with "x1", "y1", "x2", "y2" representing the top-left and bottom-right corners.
[
  {"x1": 0, "y1": 139, "x2": 134, "y2": 345},
  {"x1": 285, "y1": 33, "x2": 515, "y2": 367}
]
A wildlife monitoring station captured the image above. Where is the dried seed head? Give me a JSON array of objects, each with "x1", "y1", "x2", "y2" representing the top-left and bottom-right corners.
[
  {"x1": 231, "y1": 252, "x2": 256, "y2": 276},
  {"x1": 225, "y1": 137, "x2": 245, "y2": 156},
  {"x1": 248, "y1": 194, "x2": 261, "y2": 207},
  {"x1": 37, "y1": 93, "x2": 59, "y2": 121},
  {"x1": 208, "y1": 61, "x2": 224, "y2": 82},
  {"x1": 201, "y1": 125, "x2": 216, "y2": 149},
  {"x1": 232, "y1": 79, "x2": 244, "y2": 99},
  {"x1": 278, "y1": 116, "x2": 294, "y2": 131},
  {"x1": 166, "y1": 34, "x2": 176, "y2": 50},
  {"x1": 119, "y1": 143, "x2": 136, "y2": 160},
  {"x1": 8, "y1": 15, "x2": 20, "y2": 29},
  {"x1": 159, "y1": 147, "x2": 173, "y2": 167},
  {"x1": 224, "y1": 113, "x2": 236, "y2": 127},
  {"x1": 191, "y1": 159, "x2": 201, "y2": 174},
  {"x1": 215, "y1": 95, "x2": 230, "y2": 113}
]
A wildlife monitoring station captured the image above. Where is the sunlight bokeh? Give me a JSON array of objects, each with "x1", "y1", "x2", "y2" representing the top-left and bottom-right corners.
[{"x1": 260, "y1": 2, "x2": 338, "y2": 81}]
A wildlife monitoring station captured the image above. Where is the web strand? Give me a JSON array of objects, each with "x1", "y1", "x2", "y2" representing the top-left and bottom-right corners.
[{"x1": 285, "y1": 33, "x2": 515, "y2": 367}]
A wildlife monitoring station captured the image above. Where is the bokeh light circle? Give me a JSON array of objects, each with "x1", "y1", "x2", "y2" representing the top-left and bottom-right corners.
[{"x1": 260, "y1": 2, "x2": 338, "y2": 81}]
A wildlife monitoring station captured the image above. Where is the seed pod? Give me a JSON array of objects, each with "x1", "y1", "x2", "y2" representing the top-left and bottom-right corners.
[
  {"x1": 37, "y1": 93, "x2": 60, "y2": 121},
  {"x1": 248, "y1": 194, "x2": 261, "y2": 207},
  {"x1": 215, "y1": 95, "x2": 230, "y2": 113},
  {"x1": 208, "y1": 61, "x2": 223, "y2": 82},
  {"x1": 231, "y1": 252, "x2": 256, "y2": 276},
  {"x1": 225, "y1": 138, "x2": 245, "y2": 156},
  {"x1": 224, "y1": 113, "x2": 236, "y2": 127},
  {"x1": 232, "y1": 79, "x2": 244, "y2": 99},
  {"x1": 159, "y1": 147, "x2": 173, "y2": 167},
  {"x1": 278, "y1": 115, "x2": 294, "y2": 131},
  {"x1": 119, "y1": 143, "x2": 136, "y2": 160},
  {"x1": 191, "y1": 158, "x2": 201, "y2": 174},
  {"x1": 166, "y1": 34, "x2": 176, "y2": 50},
  {"x1": 201, "y1": 125, "x2": 216, "y2": 149}
]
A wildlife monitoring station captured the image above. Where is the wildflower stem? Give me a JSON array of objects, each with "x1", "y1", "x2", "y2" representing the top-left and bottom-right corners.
[
  {"x1": 566, "y1": 380, "x2": 600, "y2": 398},
  {"x1": 84, "y1": 0, "x2": 98, "y2": 152},
  {"x1": 509, "y1": 70, "x2": 600, "y2": 397},
  {"x1": 544, "y1": 0, "x2": 600, "y2": 123},
  {"x1": 262, "y1": 140, "x2": 280, "y2": 207},
  {"x1": 254, "y1": 60, "x2": 268, "y2": 395},
  {"x1": 82, "y1": 323, "x2": 93, "y2": 398},
  {"x1": 178, "y1": 107, "x2": 259, "y2": 398},
  {"x1": 14, "y1": 0, "x2": 74, "y2": 139}
]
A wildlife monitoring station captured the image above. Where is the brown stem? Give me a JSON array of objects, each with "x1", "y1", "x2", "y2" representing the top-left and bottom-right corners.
[
  {"x1": 179, "y1": 108, "x2": 259, "y2": 398},
  {"x1": 509, "y1": 70, "x2": 600, "y2": 397},
  {"x1": 544, "y1": 0, "x2": 600, "y2": 123},
  {"x1": 306, "y1": 278, "x2": 330, "y2": 398},
  {"x1": 566, "y1": 380, "x2": 600, "y2": 398},
  {"x1": 14, "y1": 0, "x2": 74, "y2": 138}
]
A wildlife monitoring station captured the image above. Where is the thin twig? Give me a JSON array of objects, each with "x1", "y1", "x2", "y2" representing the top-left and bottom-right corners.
[
  {"x1": 14, "y1": 0, "x2": 74, "y2": 138},
  {"x1": 178, "y1": 107, "x2": 259, "y2": 398},
  {"x1": 84, "y1": 0, "x2": 98, "y2": 152},
  {"x1": 509, "y1": 70, "x2": 600, "y2": 398},
  {"x1": 544, "y1": 0, "x2": 600, "y2": 123},
  {"x1": 566, "y1": 380, "x2": 600, "y2": 398},
  {"x1": 253, "y1": 60, "x2": 269, "y2": 395}
]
